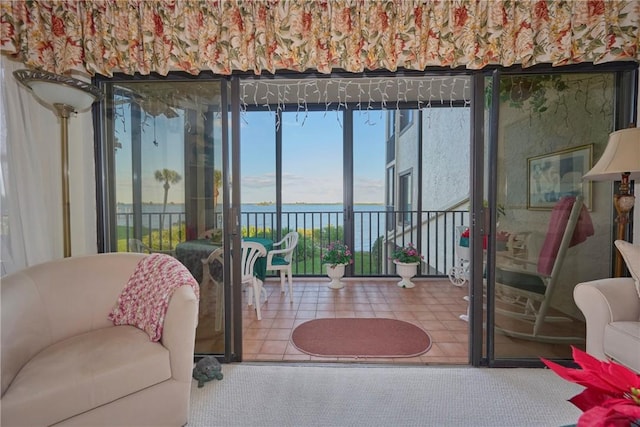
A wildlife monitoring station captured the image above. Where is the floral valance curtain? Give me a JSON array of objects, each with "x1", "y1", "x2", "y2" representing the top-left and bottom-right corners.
[{"x1": 1, "y1": 0, "x2": 638, "y2": 77}]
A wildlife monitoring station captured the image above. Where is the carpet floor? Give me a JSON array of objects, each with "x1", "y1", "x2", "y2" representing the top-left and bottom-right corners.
[
  {"x1": 291, "y1": 318, "x2": 432, "y2": 358},
  {"x1": 188, "y1": 363, "x2": 582, "y2": 427}
]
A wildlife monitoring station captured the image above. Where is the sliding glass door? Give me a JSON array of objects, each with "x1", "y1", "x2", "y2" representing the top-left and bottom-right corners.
[
  {"x1": 97, "y1": 78, "x2": 231, "y2": 357},
  {"x1": 95, "y1": 65, "x2": 636, "y2": 366},
  {"x1": 482, "y1": 67, "x2": 637, "y2": 365}
]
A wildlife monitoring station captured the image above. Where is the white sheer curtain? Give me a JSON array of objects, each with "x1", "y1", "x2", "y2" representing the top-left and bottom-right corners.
[{"x1": 1, "y1": 58, "x2": 61, "y2": 275}]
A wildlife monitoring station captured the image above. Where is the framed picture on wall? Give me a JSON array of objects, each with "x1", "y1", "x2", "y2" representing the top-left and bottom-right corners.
[{"x1": 527, "y1": 144, "x2": 593, "y2": 210}]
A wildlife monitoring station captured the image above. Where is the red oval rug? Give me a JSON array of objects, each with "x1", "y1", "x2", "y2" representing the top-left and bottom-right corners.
[{"x1": 291, "y1": 318, "x2": 431, "y2": 358}]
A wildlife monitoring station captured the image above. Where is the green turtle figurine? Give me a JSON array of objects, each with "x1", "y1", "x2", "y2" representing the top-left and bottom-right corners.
[{"x1": 193, "y1": 356, "x2": 223, "y2": 388}]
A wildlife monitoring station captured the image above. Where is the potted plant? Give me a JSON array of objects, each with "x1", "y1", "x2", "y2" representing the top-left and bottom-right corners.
[
  {"x1": 322, "y1": 242, "x2": 353, "y2": 289},
  {"x1": 541, "y1": 346, "x2": 640, "y2": 426},
  {"x1": 391, "y1": 243, "x2": 423, "y2": 288}
]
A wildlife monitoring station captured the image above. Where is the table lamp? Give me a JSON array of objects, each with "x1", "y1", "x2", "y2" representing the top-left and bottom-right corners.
[
  {"x1": 13, "y1": 69, "x2": 102, "y2": 258},
  {"x1": 583, "y1": 127, "x2": 640, "y2": 277}
]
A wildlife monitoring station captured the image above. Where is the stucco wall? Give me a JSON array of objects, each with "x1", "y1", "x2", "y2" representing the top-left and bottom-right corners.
[{"x1": 421, "y1": 107, "x2": 471, "y2": 211}]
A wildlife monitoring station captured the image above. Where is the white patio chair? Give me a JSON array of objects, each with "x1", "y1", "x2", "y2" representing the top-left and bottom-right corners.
[
  {"x1": 265, "y1": 231, "x2": 299, "y2": 303},
  {"x1": 200, "y1": 247, "x2": 225, "y2": 331},
  {"x1": 241, "y1": 241, "x2": 268, "y2": 320}
]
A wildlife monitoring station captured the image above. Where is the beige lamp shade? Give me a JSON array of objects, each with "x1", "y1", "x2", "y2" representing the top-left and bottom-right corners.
[
  {"x1": 583, "y1": 128, "x2": 640, "y2": 181},
  {"x1": 13, "y1": 69, "x2": 102, "y2": 112}
]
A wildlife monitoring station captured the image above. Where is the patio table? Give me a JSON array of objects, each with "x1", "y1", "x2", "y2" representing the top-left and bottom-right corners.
[
  {"x1": 175, "y1": 239, "x2": 221, "y2": 283},
  {"x1": 176, "y1": 237, "x2": 273, "y2": 283}
]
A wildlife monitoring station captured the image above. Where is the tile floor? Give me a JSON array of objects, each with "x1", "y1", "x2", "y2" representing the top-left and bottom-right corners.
[{"x1": 241, "y1": 278, "x2": 470, "y2": 364}]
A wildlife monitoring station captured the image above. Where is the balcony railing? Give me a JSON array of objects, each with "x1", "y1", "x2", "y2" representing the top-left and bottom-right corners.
[
  {"x1": 117, "y1": 208, "x2": 469, "y2": 277},
  {"x1": 118, "y1": 211, "x2": 185, "y2": 253}
]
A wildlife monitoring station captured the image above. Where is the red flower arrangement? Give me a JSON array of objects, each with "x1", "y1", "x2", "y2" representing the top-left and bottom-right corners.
[
  {"x1": 541, "y1": 346, "x2": 640, "y2": 427},
  {"x1": 459, "y1": 227, "x2": 488, "y2": 249},
  {"x1": 390, "y1": 243, "x2": 424, "y2": 264}
]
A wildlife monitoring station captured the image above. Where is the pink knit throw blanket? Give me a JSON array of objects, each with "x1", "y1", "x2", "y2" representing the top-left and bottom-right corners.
[{"x1": 108, "y1": 253, "x2": 199, "y2": 342}]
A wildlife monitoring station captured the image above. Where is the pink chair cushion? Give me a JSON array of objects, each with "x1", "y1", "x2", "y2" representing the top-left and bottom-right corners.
[{"x1": 537, "y1": 197, "x2": 594, "y2": 276}]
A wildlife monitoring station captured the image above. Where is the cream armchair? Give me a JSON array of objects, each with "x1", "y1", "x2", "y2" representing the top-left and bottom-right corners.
[
  {"x1": 1, "y1": 253, "x2": 199, "y2": 426},
  {"x1": 573, "y1": 277, "x2": 640, "y2": 373}
]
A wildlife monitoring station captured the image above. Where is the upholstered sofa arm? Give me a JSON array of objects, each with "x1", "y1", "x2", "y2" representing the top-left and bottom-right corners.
[
  {"x1": 573, "y1": 278, "x2": 640, "y2": 360},
  {"x1": 161, "y1": 285, "x2": 199, "y2": 382}
]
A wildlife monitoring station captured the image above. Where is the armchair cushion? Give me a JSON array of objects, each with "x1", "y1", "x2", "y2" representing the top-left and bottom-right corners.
[
  {"x1": 614, "y1": 240, "x2": 640, "y2": 298},
  {"x1": 2, "y1": 326, "x2": 171, "y2": 425},
  {"x1": 269, "y1": 256, "x2": 289, "y2": 266},
  {"x1": 495, "y1": 268, "x2": 545, "y2": 294}
]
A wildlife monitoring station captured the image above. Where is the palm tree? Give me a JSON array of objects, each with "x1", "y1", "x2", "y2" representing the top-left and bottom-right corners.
[
  {"x1": 213, "y1": 169, "x2": 222, "y2": 202},
  {"x1": 154, "y1": 168, "x2": 182, "y2": 229}
]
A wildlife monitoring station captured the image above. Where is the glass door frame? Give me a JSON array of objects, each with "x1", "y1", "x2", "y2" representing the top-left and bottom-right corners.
[
  {"x1": 229, "y1": 77, "x2": 244, "y2": 362},
  {"x1": 95, "y1": 63, "x2": 637, "y2": 366},
  {"x1": 468, "y1": 71, "x2": 493, "y2": 367}
]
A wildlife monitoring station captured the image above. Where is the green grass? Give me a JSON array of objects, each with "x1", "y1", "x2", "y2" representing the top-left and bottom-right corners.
[
  {"x1": 116, "y1": 225, "x2": 150, "y2": 240},
  {"x1": 292, "y1": 251, "x2": 379, "y2": 275},
  {"x1": 116, "y1": 224, "x2": 382, "y2": 275},
  {"x1": 116, "y1": 224, "x2": 184, "y2": 252}
]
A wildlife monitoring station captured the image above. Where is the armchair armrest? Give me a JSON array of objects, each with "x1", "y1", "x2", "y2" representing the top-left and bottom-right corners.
[
  {"x1": 574, "y1": 278, "x2": 639, "y2": 360},
  {"x1": 271, "y1": 237, "x2": 286, "y2": 248},
  {"x1": 160, "y1": 285, "x2": 198, "y2": 382}
]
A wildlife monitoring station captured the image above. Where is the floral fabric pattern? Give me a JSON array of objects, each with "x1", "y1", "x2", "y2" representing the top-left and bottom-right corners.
[
  {"x1": 108, "y1": 253, "x2": 199, "y2": 342},
  {"x1": 1, "y1": 0, "x2": 638, "y2": 77}
]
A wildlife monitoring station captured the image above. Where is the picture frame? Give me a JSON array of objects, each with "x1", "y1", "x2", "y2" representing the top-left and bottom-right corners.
[{"x1": 527, "y1": 144, "x2": 592, "y2": 210}]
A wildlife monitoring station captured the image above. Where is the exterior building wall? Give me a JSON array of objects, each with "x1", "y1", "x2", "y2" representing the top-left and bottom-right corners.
[
  {"x1": 420, "y1": 108, "x2": 471, "y2": 275},
  {"x1": 392, "y1": 107, "x2": 471, "y2": 275},
  {"x1": 421, "y1": 108, "x2": 471, "y2": 211}
]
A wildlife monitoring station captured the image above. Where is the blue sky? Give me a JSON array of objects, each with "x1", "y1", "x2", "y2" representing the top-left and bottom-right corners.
[
  {"x1": 241, "y1": 110, "x2": 386, "y2": 204},
  {"x1": 115, "y1": 105, "x2": 187, "y2": 204},
  {"x1": 116, "y1": 106, "x2": 386, "y2": 205}
]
